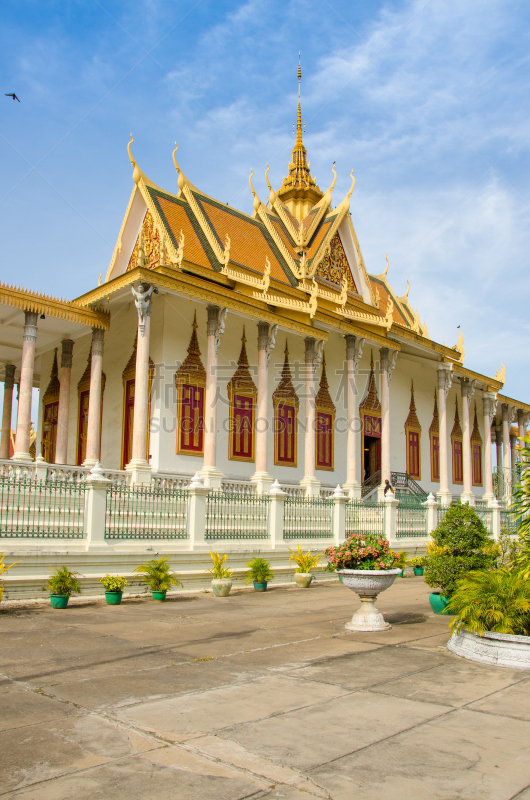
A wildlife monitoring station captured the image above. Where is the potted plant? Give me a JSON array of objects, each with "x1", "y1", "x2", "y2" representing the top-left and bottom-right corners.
[
  {"x1": 325, "y1": 534, "x2": 401, "y2": 631},
  {"x1": 208, "y1": 551, "x2": 233, "y2": 597},
  {"x1": 46, "y1": 566, "x2": 82, "y2": 608},
  {"x1": 0, "y1": 552, "x2": 19, "y2": 602},
  {"x1": 133, "y1": 555, "x2": 183, "y2": 601},
  {"x1": 411, "y1": 556, "x2": 425, "y2": 576},
  {"x1": 100, "y1": 574, "x2": 128, "y2": 605},
  {"x1": 288, "y1": 545, "x2": 323, "y2": 588},
  {"x1": 423, "y1": 502, "x2": 496, "y2": 615},
  {"x1": 393, "y1": 551, "x2": 408, "y2": 577},
  {"x1": 245, "y1": 557, "x2": 274, "y2": 592}
]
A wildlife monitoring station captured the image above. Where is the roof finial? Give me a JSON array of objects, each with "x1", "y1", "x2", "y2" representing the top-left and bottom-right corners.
[
  {"x1": 296, "y1": 53, "x2": 303, "y2": 148},
  {"x1": 128, "y1": 133, "x2": 142, "y2": 185}
]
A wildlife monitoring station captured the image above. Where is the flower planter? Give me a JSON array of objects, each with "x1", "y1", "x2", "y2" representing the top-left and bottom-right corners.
[
  {"x1": 294, "y1": 573, "x2": 313, "y2": 589},
  {"x1": 211, "y1": 579, "x2": 232, "y2": 597},
  {"x1": 448, "y1": 628, "x2": 530, "y2": 670},
  {"x1": 105, "y1": 591, "x2": 123, "y2": 605},
  {"x1": 253, "y1": 582, "x2": 267, "y2": 592},
  {"x1": 428, "y1": 592, "x2": 453, "y2": 615},
  {"x1": 152, "y1": 590, "x2": 167, "y2": 602},
  {"x1": 413, "y1": 567, "x2": 424, "y2": 576},
  {"x1": 50, "y1": 594, "x2": 69, "y2": 609},
  {"x1": 337, "y1": 569, "x2": 402, "y2": 631}
]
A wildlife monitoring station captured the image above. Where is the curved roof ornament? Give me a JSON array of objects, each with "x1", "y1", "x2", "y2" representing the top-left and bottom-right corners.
[
  {"x1": 347, "y1": 169, "x2": 355, "y2": 199},
  {"x1": 249, "y1": 169, "x2": 261, "y2": 215},
  {"x1": 128, "y1": 133, "x2": 142, "y2": 185},
  {"x1": 383, "y1": 254, "x2": 389, "y2": 279},
  {"x1": 265, "y1": 163, "x2": 276, "y2": 206},
  {"x1": 336, "y1": 169, "x2": 355, "y2": 213},
  {"x1": 172, "y1": 142, "x2": 186, "y2": 191},
  {"x1": 328, "y1": 162, "x2": 337, "y2": 193}
]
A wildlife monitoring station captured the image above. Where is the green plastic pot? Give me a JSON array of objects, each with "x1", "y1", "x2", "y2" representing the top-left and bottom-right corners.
[
  {"x1": 338, "y1": 575, "x2": 343, "y2": 583},
  {"x1": 428, "y1": 592, "x2": 453, "y2": 615},
  {"x1": 50, "y1": 594, "x2": 69, "y2": 609},
  {"x1": 413, "y1": 567, "x2": 424, "y2": 576},
  {"x1": 152, "y1": 590, "x2": 167, "y2": 602},
  {"x1": 253, "y1": 582, "x2": 267, "y2": 592},
  {"x1": 105, "y1": 591, "x2": 123, "y2": 605},
  {"x1": 398, "y1": 570, "x2": 405, "y2": 578}
]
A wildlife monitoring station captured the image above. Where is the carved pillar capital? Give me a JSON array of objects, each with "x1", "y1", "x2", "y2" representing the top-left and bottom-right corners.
[
  {"x1": 345, "y1": 335, "x2": 365, "y2": 370},
  {"x1": 23, "y1": 311, "x2": 38, "y2": 342},
  {"x1": 3, "y1": 364, "x2": 15, "y2": 390},
  {"x1": 483, "y1": 392, "x2": 497, "y2": 422},
  {"x1": 437, "y1": 364, "x2": 453, "y2": 398},
  {"x1": 257, "y1": 321, "x2": 269, "y2": 351},
  {"x1": 91, "y1": 327, "x2": 105, "y2": 358},
  {"x1": 461, "y1": 377, "x2": 476, "y2": 401},
  {"x1": 60, "y1": 339, "x2": 74, "y2": 370},
  {"x1": 131, "y1": 282, "x2": 153, "y2": 338},
  {"x1": 380, "y1": 347, "x2": 398, "y2": 383}
]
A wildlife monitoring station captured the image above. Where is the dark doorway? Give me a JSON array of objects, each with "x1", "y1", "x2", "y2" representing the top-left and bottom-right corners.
[{"x1": 364, "y1": 435, "x2": 381, "y2": 481}]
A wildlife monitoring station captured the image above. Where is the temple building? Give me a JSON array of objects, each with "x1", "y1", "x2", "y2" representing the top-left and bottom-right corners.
[{"x1": 0, "y1": 64, "x2": 528, "y2": 506}]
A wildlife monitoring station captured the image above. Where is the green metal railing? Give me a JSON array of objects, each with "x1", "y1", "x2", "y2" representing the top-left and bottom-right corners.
[
  {"x1": 396, "y1": 500, "x2": 427, "y2": 538},
  {"x1": 0, "y1": 477, "x2": 85, "y2": 538},
  {"x1": 284, "y1": 495, "x2": 333, "y2": 539},
  {"x1": 500, "y1": 508, "x2": 519, "y2": 536},
  {"x1": 205, "y1": 491, "x2": 269, "y2": 539},
  {"x1": 493, "y1": 465, "x2": 525, "y2": 499},
  {"x1": 474, "y1": 507, "x2": 494, "y2": 535},
  {"x1": 105, "y1": 484, "x2": 188, "y2": 539},
  {"x1": 345, "y1": 500, "x2": 385, "y2": 537}
]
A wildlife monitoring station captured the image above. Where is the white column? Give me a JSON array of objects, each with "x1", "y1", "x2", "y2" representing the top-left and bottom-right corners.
[
  {"x1": 200, "y1": 305, "x2": 225, "y2": 489},
  {"x1": 425, "y1": 492, "x2": 440, "y2": 535},
  {"x1": 343, "y1": 335, "x2": 364, "y2": 499},
  {"x1": 126, "y1": 283, "x2": 153, "y2": 485},
  {"x1": 482, "y1": 392, "x2": 496, "y2": 505},
  {"x1": 460, "y1": 378, "x2": 475, "y2": 505},
  {"x1": 251, "y1": 321, "x2": 275, "y2": 494},
  {"x1": 300, "y1": 337, "x2": 320, "y2": 497},
  {"x1": 13, "y1": 311, "x2": 38, "y2": 462},
  {"x1": 83, "y1": 462, "x2": 111, "y2": 549},
  {"x1": 502, "y1": 403, "x2": 513, "y2": 499},
  {"x1": 55, "y1": 339, "x2": 74, "y2": 465},
  {"x1": 269, "y1": 479, "x2": 287, "y2": 549},
  {"x1": 495, "y1": 426, "x2": 503, "y2": 469},
  {"x1": 83, "y1": 328, "x2": 105, "y2": 467},
  {"x1": 437, "y1": 364, "x2": 453, "y2": 506},
  {"x1": 332, "y1": 484, "x2": 347, "y2": 545},
  {"x1": 0, "y1": 365, "x2": 15, "y2": 460},
  {"x1": 384, "y1": 490, "x2": 399, "y2": 548},
  {"x1": 378, "y1": 347, "x2": 397, "y2": 499},
  {"x1": 510, "y1": 434, "x2": 517, "y2": 471},
  {"x1": 187, "y1": 472, "x2": 210, "y2": 549},
  {"x1": 518, "y1": 409, "x2": 527, "y2": 442}
]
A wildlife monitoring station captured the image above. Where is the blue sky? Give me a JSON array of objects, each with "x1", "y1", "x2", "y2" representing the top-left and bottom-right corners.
[{"x1": 1, "y1": 0, "x2": 530, "y2": 401}]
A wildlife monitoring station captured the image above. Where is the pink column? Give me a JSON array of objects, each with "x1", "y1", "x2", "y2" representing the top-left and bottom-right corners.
[
  {"x1": 482, "y1": 393, "x2": 496, "y2": 504},
  {"x1": 436, "y1": 365, "x2": 453, "y2": 505},
  {"x1": 13, "y1": 311, "x2": 38, "y2": 462},
  {"x1": 0, "y1": 365, "x2": 15, "y2": 460},
  {"x1": 300, "y1": 337, "x2": 320, "y2": 496},
  {"x1": 83, "y1": 328, "x2": 105, "y2": 466},
  {"x1": 502, "y1": 403, "x2": 512, "y2": 497},
  {"x1": 55, "y1": 339, "x2": 74, "y2": 465},
  {"x1": 251, "y1": 321, "x2": 275, "y2": 494},
  {"x1": 343, "y1": 334, "x2": 363, "y2": 498},
  {"x1": 200, "y1": 305, "x2": 225, "y2": 489},
  {"x1": 460, "y1": 378, "x2": 474, "y2": 504},
  {"x1": 518, "y1": 409, "x2": 527, "y2": 442}
]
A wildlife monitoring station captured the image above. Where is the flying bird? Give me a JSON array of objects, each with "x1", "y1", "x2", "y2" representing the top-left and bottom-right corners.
[{"x1": 5, "y1": 93, "x2": 20, "y2": 102}]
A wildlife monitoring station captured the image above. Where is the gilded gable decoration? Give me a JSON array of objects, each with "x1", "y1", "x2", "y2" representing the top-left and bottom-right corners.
[
  {"x1": 404, "y1": 381, "x2": 421, "y2": 432},
  {"x1": 43, "y1": 349, "x2": 60, "y2": 404},
  {"x1": 359, "y1": 352, "x2": 381, "y2": 413},
  {"x1": 227, "y1": 328, "x2": 257, "y2": 400},
  {"x1": 471, "y1": 404, "x2": 482, "y2": 444},
  {"x1": 316, "y1": 356, "x2": 335, "y2": 413},
  {"x1": 273, "y1": 342, "x2": 299, "y2": 408},
  {"x1": 451, "y1": 398, "x2": 462, "y2": 439},
  {"x1": 127, "y1": 212, "x2": 161, "y2": 271},
  {"x1": 429, "y1": 391, "x2": 439, "y2": 435},
  {"x1": 175, "y1": 312, "x2": 207, "y2": 388},
  {"x1": 316, "y1": 233, "x2": 357, "y2": 292}
]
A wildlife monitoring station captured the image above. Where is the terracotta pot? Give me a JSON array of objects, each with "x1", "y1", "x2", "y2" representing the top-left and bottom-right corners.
[
  {"x1": 295, "y1": 573, "x2": 313, "y2": 588},
  {"x1": 337, "y1": 569, "x2": 402, "y2": 631}
]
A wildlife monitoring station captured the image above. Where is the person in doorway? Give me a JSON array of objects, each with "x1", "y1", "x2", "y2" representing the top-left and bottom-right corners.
[{"x1": 384, "y1": 479, "x2": 394, "y2": 496}]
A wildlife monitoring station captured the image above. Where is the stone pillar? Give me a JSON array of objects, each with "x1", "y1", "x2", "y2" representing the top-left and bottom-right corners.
[
  {"x1": 425, "y1": 492, "x2": 440, "y2": 536},
  {"x1": 384, "y1": 490, "x2": 399, "y2": 548},
  {"x1": 269, "y1": 479, "x2": 287, "y2": 550},
  {"x1": 13, "y1": 311, "x2": 38, "y2": 462},
  {"x1": 518, "y1": 409, "x2": 527, "y2": 442},
  {"x1": 437, "y1": 364, "x2": 453, "y2": 506},
  {"x1": 83, "y1": 328, "x2": 105, "y2": 467},
  {"x1": 491, "y1": 498, "x2": 501, "y2": 542},
  {"x1": 378, "y1": 347, "x2": 397, "y2": 499},
  {"x1": 510, "y1": 434, "x2": 517, "y2": 471},
  {"x1": 200, "y1": 305, "x2": 225, "y2": 489},
  {"x1": 495, "y1": 425, "x2": 503, "y2": 469},
  {"x1": 54, "y1": 339, "x2": 74, "y2": 465},
  {"x1": 187, "y1": 472, "x2": 210, "y2": 549},
  {"x1": 0, "y1": 365, "x2": 15, "y2": 460},
  {"x1": 126, "y1": 283, "x2": 153, "y2": 485},
  {"x1": 251, "y1": 321, "x2": 275, "y2": 494},
  {"x1": 343, "y1": 335, "x2": 364, "y2": 499},
  {"x1": 83, "y1": 462, "x2": 111, "y2": 549},
  {"x1": 332, "y1": 484, "x2": 347, "y2": 545},
  {"x1": 482, "y1": 392, "x2": 496, "y2": 505},
  {"x1": 502, "y1": 404, "x2": 513, "y2": 499},
  {"x1": 460, "y1": 378, "x2": 475, "y2": 505},
  {"x1": 300, "y1": 337, "x2": 321, "y2": 497}
]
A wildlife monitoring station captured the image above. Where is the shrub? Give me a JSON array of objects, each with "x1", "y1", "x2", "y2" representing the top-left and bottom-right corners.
[
  {"x1": 245, "y1": 557, "x2": 274, "y2": 584},
  {"x1": 325, "y1": 534, "x2": 398, "y2": 570},
  {"x1": 46, "y1": 566, "x2": 82, "y2": 598},
  {"x1": 410, "y1": 556, "x2": 425, "y2": 568},
  {"x1": 510, "y1": 437, "x2": 530, "y2": 578},
  {"x1": 0, "y1": 553, "x2": 19, "y2": 602},
  {"x1": 393, "y1": 551, "x2": 408, "y2": 571},
  {"x1": 208, "y1": 551, "x2": 233, "y2": 580},
  {"x1": 423, "y1": 503, "x2": 495, "y2": 596},
  {"x1": 288, "y1": 545, "x2": 323, "y2": 573},
  {"x1": 100, "y1": 575, "x2": 128, "y2": 592},
  {"x1": 134, "y1": 556, "x2": 183, "y2": 592},
  {"x1": 447, "y1": 569, "x2": 530, "y2": 636}
]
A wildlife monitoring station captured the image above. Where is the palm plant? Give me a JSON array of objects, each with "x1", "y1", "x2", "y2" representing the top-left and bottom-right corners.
[
  {"x1": 0, "y1": 553, "x2": 19, "y2": 602},
  {"x1": 288, "y1": 545, "x2": 323, "y2": 573},
  {"x1": 208, "y1": 551, "x2": 233, "y2": 580},
  {"x1": 245, "y1": 557, "x2": 274, "y2": 584},
  {"x1": 46, "y1": 566, "x2": 82, "y2": 597},
  {"x1": 446, "y1": 569, "x2": 530, "y2": 636},
  {"x1": 510, "y1": 435, "x2": 530, "y2": 578},
  {"x1": 133, "y1": 555, "x2": 183, "y2": 592}
]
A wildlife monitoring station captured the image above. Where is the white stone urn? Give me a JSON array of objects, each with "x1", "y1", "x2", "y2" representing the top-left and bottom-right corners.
[
  {"x1": 294, "y1": 572, "x2": 313, "y2": 588},
  {"x1": 448, "y1": 628, "x2": 530, "y2": 670},
  {"x1": 211, "y1": 579, "x2": 232, "y2": 597},
  {"x1": 337, "y1": 569, "x2": 402, "y2": 631}
]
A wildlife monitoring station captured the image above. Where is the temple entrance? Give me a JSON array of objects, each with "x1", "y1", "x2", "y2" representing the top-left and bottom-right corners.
[{"x1": 364, "y1": 435, "x2": 381, "y2": 481}]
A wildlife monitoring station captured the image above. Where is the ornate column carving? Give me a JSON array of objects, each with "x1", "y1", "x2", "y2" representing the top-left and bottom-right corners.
[
  {"x1": 460, "y1": 378, "x2": 476, "y2": 505},
  {"x1": 54, "y1": 339, "x2": 74, "y2": 465},
  {"x1": 83, "y1": 328, "x2": 105, "y2": 466},
  {"x1": 300, "y1": 337, "x2": 321, "y2": 496},
  {"x1": 13, "y1": 311, "x2": 38, "y2": 462},
  {"x1": 251, "y1": 321, "x2": 275, "y2": 494},
  {"x1": 482, "y1": 392, "x2": 497, "y2": 504},
  {"x1": 343, "y1": 334, "x2": 364, "y2": 498},
  {"x1": 436, "y1": 364, "x2": 453, "y2": 505},
  {"x1": 201, "y1": 305, "x2": 226, "y2": 489},
  {"x1": 0, "y1": 365, "x2": 16, "y2": 460},
  {"x1": 379, "y1": 347, "x2": 397, "y2": 495},
  {"x1": 126, "y1": 283, "x2": 153, "y2": 484}
]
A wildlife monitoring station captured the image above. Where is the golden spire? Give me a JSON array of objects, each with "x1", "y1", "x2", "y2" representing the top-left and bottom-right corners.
[{"x1": 295, "y1": 54, "x2": 303, "y2": 149}]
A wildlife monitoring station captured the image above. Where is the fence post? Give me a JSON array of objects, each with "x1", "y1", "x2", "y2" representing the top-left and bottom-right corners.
[
  {"x1": 269, "y1": 479, "x2": 286, "y2": 550},
  {"x1": 84, "y1": 461, "x2": 112, "y2": 550},
  {"x1": 332, "y1": 484, "x2": 347, "y2": 545},
  {"x1": 187, "y1": 472, "x2": 210, "y2": 550},
  {"x1": 425, "y1": 492, "x2": 439, "y2": 536},
  {"x1": 384, "y1": 491, "x2": 399, "y2": 547},
  {"x1": 35, "y1": 454, "x2": 48, "y2": 482},
  {"x1": 491, "y1": 497, "x2": 501, "y2": 542}
]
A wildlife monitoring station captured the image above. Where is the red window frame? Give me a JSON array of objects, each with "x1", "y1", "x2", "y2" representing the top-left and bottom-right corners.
[
  {"x1": 275, "y1": 402, "x2": 296, "y2": 466},
  {"x1": 431, "y1": 434, "x2": 440, "y2": 481},
  {"x1": 472, "y1": 443, "x2": 483, "y2": 486},
  {"x1": 230, "y1": 394, "x2": 254, "y2": 461},
  {"x1": 407, "y1": 430, "x2": 421, "y2": 479},
  {"x1": 42, "y1": 400, "x2": 59, "y2": 464},
  {"x1": 178, "y1": 384, "x2": 204, "y2": 455},
  {"x1": 316, "y1": 411, "x2": 333, "y2": 470},
  {"x1": 452, "y1": 439, "x2": 463, "y2": 484}
]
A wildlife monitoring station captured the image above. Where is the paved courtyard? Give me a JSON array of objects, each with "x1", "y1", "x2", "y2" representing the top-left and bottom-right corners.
[{"x1": 1, "y1": 577, "x2": 530, "y2": 799}]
